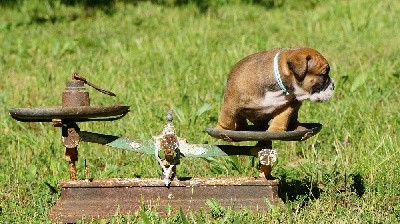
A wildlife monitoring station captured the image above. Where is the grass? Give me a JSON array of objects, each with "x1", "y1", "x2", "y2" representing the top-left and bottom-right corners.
[{"x1": 0, "y1": 0, "x2": 399, "y2": 222}]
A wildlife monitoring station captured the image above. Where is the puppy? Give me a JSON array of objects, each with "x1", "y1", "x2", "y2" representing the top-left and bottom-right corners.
[{"x1": 215, "y1": 47, "x2": 334, "y2": 132}]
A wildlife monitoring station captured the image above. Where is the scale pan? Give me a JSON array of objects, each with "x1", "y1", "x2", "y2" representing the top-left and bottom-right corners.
[
  {"x1": 205, "y1": 123, "x2": 322, "y2": 142},
  {"x1": 9, "y1": 105, "x2": 130, "y2": 122}
]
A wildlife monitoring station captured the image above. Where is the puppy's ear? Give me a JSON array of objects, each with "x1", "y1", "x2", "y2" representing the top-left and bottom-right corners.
[{"x1": 287, "y1": 54, "x2": 312, "y2": 81}]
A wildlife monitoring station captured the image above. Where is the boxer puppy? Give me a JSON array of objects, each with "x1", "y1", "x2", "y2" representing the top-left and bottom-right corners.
[{"x1": 215, "y1": 47, "x2": 334, "y2": 132}]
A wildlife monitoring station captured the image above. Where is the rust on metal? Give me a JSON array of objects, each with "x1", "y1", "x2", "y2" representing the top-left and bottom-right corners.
[
  {"x1": 220, "y1": 133, "x2": 234, "y2": 142},
  {"x1": 62, "y1": 123, "x2": 80, "y2": 148},
  {"x1": 61, "y1": 75, "x2": 86, "y2": 181},
  {"x1": 160, "y1": 134, "x2": 178, "y2": 163},
  {"x1": 52, "y1": 119, "x2": 63, "y2": 127},
  {"x1": 84, "y1": 159, "x2": 90, "y2": 181},
  {"x1": 259, "y1": 165, "x2": 273, "y2": 179},
  {"x1": 61, "y1": 121, "x2": 80, "y2": 181},
  {"x1": 152, "y1": 112, "x2": 182, "y2": 186},
  {"x1": 68, "y1": 161, "x2": 78, "y2": 181},
  {"x1": 62, "y1": 79, "x2": 90, "y2": 107},
  {"x1": 64, "y1": 147, "x2": 78, "y2": 162},
  {"x1": 49, "y1": 177, "x2": 280, "y2": 223},
  {"x1": 72, "y1": 73, "x2": 116, "y2": 97},
  {"x1": 59, "y1": 177, "x2": 278, "y2": 187}
]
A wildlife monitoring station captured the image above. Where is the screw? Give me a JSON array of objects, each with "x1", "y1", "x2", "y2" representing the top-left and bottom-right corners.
[{"x1": 166, "y1": 111, "x2": 173, "y2": 122}]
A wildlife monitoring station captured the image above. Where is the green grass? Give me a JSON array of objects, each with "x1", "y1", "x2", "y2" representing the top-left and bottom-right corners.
[{"x1": 1, "y1": 0, "x2": 399, "y2": 223}]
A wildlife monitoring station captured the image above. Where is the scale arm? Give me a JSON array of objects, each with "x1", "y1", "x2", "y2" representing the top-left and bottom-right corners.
[
  {"x1": 79, "y1": 131, "x2": 261, "y2": 157},
  {"x1": 79, "y1": 131, "x2": 154, "y2": 155}
]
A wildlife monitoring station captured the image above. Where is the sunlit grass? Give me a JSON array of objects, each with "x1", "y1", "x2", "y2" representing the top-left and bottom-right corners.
[{"x1": 0, "y1": 0, "x2": 399, "y2": 222}]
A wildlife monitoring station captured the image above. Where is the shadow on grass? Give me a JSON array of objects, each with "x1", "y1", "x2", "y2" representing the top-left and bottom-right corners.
[
  {"x1": 349, "y1": 173, "x2": 365, "y2": 197},
  {"x1": 61, "y1": 0, "x2": 116, "y2": 12},
  {"x1": 278, "y1": 173, "x2": 365, "y2": 204},
  {"x1": 278, "y1": 175, "x2": 323, "y2": 203},
  {"x1": 0, "y1": 0, "x2": 117, "y2": 26},
  {"x1": 0, "y1": 0, "x2": 117, "y2": 9}
]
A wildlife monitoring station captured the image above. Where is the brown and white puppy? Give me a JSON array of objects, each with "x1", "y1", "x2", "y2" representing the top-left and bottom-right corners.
[{"x1": 215, "y1": 47, "x2": 334, "y2": 132}]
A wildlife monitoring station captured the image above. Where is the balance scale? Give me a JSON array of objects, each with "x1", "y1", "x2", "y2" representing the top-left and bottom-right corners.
[{"x1": 9, "y1": 74, "x2": 322, "y2": 223}]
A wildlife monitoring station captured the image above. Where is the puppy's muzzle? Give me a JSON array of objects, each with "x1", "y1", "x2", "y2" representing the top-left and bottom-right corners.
[{"x1": 310, "y1": 78, "x2": 335, "y2": 102}]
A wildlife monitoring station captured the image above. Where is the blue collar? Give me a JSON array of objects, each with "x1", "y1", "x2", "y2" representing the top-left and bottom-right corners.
[{"x1": 273, "y1": 52, "x2": 291, "y2": 96}]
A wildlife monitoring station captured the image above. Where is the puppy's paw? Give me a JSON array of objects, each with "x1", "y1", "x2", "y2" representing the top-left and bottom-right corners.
[
  {"x1": 214, "y1": 124, "x2": 226, "y2": 130},
  {"x1": 293, "y1": 125, "x2": 308, "y2": 131},
  {"x1": 288, "y1": 121, "x2": 304, "y2": 131}
]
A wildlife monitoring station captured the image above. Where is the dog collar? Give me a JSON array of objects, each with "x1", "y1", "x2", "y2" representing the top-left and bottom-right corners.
[{"x1": 273, "y1": 52, "x2": 291, "y2": 96}]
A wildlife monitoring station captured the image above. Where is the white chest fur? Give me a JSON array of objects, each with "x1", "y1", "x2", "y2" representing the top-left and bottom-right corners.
[
  {"x1": 258, "y1": 90, "x2": 289, "y2": 114},
  {"x1": 293, "y1": 84, "x2": 311, "y2": 101}
]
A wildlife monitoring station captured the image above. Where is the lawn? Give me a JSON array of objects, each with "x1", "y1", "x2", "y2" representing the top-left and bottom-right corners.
[{"x1": 0, "y1": 0, "x2": 399, "y2": 223}]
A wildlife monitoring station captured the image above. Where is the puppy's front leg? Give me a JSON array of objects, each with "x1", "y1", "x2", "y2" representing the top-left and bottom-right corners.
[
  {"x1": 288, "y1": 101, "x2": 302, "y2": 131},
  {"x1": 268, "y1": 101, "x2": 301, "y2": 132},
  {"x1": 215, "y1": 104, "x2": 247, "y2": 130}
]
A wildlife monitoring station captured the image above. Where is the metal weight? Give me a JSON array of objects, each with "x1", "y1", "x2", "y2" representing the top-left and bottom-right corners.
[{"x1": 9, "y1": 73, "x2": 129, "y2": 180}]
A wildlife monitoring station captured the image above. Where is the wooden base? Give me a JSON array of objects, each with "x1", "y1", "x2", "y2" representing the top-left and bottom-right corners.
[{"x1": 49, "y1": 177, "x2": 280, "y2": 223}]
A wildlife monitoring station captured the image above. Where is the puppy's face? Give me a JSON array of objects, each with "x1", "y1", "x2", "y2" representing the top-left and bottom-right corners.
[{"x1": 286, "y1": 48, "x2": 335, "y2": 102}]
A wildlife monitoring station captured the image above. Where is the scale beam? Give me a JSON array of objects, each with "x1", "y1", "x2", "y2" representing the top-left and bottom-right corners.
[{"x1": 80, "y1": 131, "x2": 261, "y2": 157}]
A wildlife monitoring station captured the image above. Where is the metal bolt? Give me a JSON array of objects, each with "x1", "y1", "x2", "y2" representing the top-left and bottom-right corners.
[
  {"x1": 258, "y1": 149, "x2": 277, "y2": 166},
  {"x1": 166, "y1": 111, "x2": 173, "y2": 122}
]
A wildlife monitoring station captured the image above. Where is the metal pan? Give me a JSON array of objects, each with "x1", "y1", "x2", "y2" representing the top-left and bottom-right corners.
[
  {"x1": 9, "y1": 105, "x2": 130, "y2": 122},
  {"x1": 205, "y1": 123, "x2": 322, "y2": 142}
]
